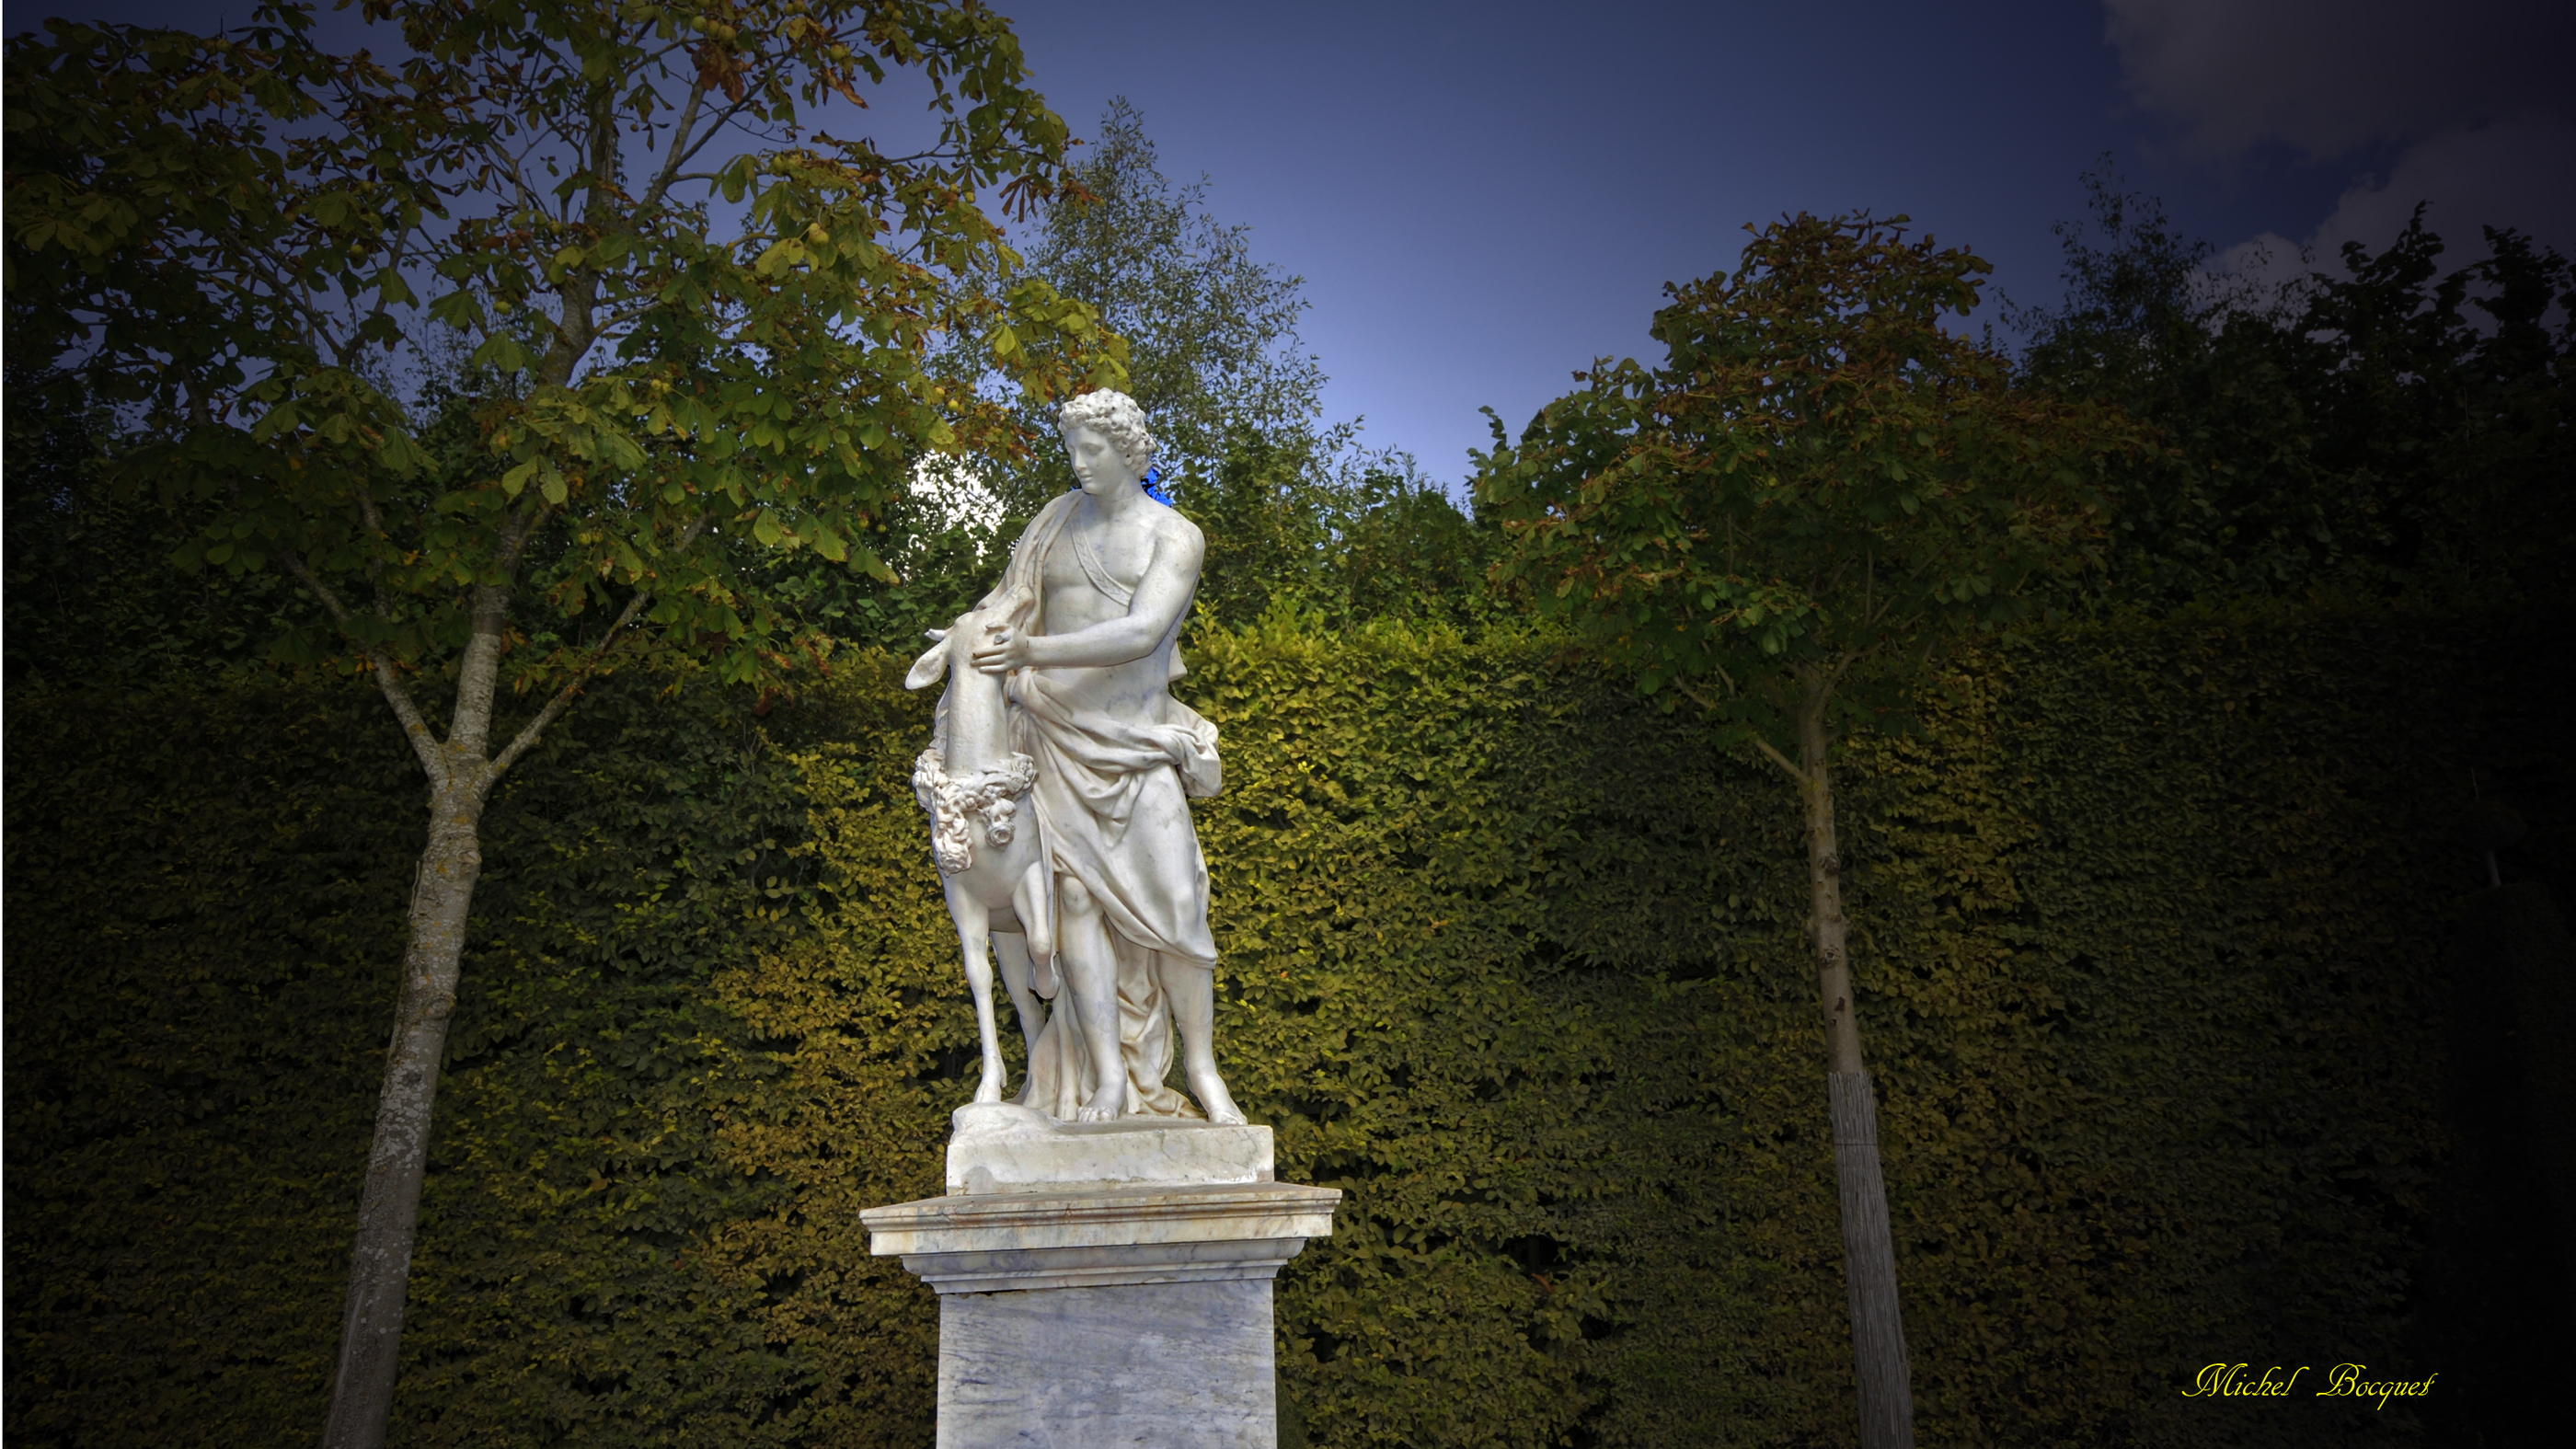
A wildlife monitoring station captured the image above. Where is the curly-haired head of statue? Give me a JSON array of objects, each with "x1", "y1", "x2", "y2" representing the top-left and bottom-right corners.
[{"x1": 1056, "y1": 389, "x2": 1157, "y2": 479}]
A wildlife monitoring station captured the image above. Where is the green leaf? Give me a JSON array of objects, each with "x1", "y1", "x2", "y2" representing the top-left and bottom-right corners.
[
  {"x1": 471, "y1": 335, "x2": 535, "y2": 375},
  {"x1": 249, "y1": 402, "x2": 302, "y2": 442},
  {"x1": 377, "y1": 431, "x2": 424, "y2": 477},
  {"x1": 428, "y1": 290, "x2": 485, "y2": 331}
]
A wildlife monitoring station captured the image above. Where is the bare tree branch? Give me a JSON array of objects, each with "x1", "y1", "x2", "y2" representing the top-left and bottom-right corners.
[
  {"x1": 489, "y1": 512, "x2": 712, "y2": 775},
  {"x1": 280, "y1": 550, "x2": 450, "y2": 789},
  {"x1": 488, "y1": 591, "x2": 643, "y2": 776},
  {"x1": 638, "y1": 79, "x2": 710, "y2": 213},
  {"x1": 1750, "y1": 735, "x2": 1808, "y2": 787}
]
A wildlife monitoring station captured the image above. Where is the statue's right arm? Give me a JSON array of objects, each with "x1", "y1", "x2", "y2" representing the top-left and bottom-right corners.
[{"x1": 972, "y1": 520, "x2": 1202, "y2": 673}]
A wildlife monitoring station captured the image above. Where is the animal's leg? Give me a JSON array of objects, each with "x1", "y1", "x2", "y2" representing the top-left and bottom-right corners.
[
  {"x1": 946, "y1": 885, "x2": 1007, "y2": 1105},
  {"x1": 1013, "y1": 861, "x2": 1056, "y2": 995},
  {"x1": 991, "y1": 929, "x2": 1045, "y2": 1064},
  {"x1": 1161, "y1": 960, "x2": 1247, "y2": 1125},
  {"x1": 1056, "y1": 875, "x2": 1127, "y2": 1122}
]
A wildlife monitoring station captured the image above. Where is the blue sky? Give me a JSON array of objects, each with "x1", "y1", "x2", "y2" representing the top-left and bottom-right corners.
[{"x1": 17, "y1": 1, "x2": 2572, "y2": 484}]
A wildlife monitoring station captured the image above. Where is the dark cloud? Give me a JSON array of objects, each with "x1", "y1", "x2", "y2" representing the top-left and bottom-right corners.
[{"x1": 2104, "y1": 0, "x2": 2576, "y2": 157}]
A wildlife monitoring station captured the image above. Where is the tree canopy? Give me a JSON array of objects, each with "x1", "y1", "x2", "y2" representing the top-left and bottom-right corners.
[
  {"x1": 822, "y1": 98, "x2": 1500, "y2": 641},
  {"x1": 933, "y1": 96, "x2": 1322, "y2": 509},
  {"x1": 2014, "y1": 164, "x2": 2576, "y2": 609},
  {"x1": 5, "y1": 6, "x2": 1121, "y2": 1441},
  {"x1": 6, "y1": 0, "x2": 1123, "y2": 705},
  {"x1": 1478, "y1": 212, "x2": 2146, "y2": 747}
]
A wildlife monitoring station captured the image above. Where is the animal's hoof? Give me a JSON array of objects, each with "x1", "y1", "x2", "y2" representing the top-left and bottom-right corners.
[{"x1": 1207, "y1": 1105, "x2": 1248, "y2": 1126}]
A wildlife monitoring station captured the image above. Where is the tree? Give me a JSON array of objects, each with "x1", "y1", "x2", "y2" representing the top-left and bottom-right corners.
[
  {"x1": 917, "y1": 98, "x2": 1497, "y2": 632},
  {"x1": 3, "y1": 5, "x2": 1120, "y2": 1443},
  {"x1": 2014, "y1": 163, "x2": 2576, "y2": 607},
  {"x1": 1186, "y1": 425, "x2": 1500, "y2": 628},
  {"x1": 2007, "y1": 165, "x2": 2350, "y2": 601},
  {"x1": 1475, "y1": 213, "x2": 2148, "y2": 1449},
  {"x1": 2288, "y1": 216, "x2": 2574, "y2": 604},
  {"x1": 777, "y1": 96, "x2": 1336, "y2": 646},
  {"x1": 3, "y1": 362, "x2": 325, "y2": 683},
  {"x1": 944, "y1": 96, "x2": 1323, "y2": 508}
]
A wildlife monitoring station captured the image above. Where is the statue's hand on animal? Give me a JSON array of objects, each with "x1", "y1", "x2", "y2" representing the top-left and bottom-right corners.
[{"x1": 971, "y1": 621, "x2": 1032, "y2": 674}]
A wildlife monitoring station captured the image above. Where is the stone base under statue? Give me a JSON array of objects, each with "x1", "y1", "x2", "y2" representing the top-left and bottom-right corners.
[{"x1": 862, "y1": 1104, "x2": 1340, "y2": 1448}]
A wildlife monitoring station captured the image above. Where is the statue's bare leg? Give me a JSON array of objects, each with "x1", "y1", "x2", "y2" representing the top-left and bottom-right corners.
[
  {"x1": 1161, "y1": 961, "x2": 1245, "y2": 1125},
  {"x1": 1056, "y1": 876, "x2": 1127, "y2": 1121}
]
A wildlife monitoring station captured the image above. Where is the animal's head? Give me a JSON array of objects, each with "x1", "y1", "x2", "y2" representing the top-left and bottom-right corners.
[
  {"x1": 904, "y1": 608, "x2": 994, "y2": 692},
  {"x1": 904, "y1": 629, "x2": 951, "y2": 691}
]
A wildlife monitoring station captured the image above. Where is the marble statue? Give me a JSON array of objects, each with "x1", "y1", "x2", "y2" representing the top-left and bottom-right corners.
[
  {"x1": 884, "y1": 415, "x2": 1323, "y2": 1441},
  {"x1": 908, "y1": 389, "x2": 1244, "y2": 1126}
]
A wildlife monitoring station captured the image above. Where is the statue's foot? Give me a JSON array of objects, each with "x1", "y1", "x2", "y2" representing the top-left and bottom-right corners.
[
  {"x1": 1190, "y1": 1066, "x2": 1248, "y2": 1126},
  {"x1": 1072, "y1": 1101, "x2": 1120, "y2": 1124}
]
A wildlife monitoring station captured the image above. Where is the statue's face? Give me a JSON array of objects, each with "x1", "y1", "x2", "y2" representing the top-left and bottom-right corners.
[{"x1": 1062, "y1": 423, "x2": 1141, "y2": 497}]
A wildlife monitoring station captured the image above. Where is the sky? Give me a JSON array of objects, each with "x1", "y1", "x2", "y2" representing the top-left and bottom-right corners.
[{"x1": 14, "y1": 0, "x2": 2573, "y2": 486}]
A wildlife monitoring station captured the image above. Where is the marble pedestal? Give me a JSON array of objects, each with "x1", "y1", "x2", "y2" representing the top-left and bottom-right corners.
[{"x1": 863, "y1": 1104, "x2": 1340, "y2": 1448}]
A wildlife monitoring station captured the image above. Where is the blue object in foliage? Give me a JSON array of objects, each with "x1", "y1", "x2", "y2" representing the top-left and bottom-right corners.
[{"x1": 1142, "y1": 465, "x2": 1170, "y2": 503}]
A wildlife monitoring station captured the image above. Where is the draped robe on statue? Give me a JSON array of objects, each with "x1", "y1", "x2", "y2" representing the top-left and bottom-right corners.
[{"x1": 963, "y1": 491, "x2": 1223, "y2": 1119}]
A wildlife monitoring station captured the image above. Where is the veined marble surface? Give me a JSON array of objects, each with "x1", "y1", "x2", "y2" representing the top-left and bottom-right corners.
[
  {"x1": 865, "y1": 1135, "x2": 1337, "y2": 1445},
  {"x1": 937, "y1": 1277, "x2": 1280, "y2": 1448},
  {"x1": 944, "y1": 1099, "x2": 1273, "y2": 1194},
  {"x1": 864, "y1": 1179, "x2": 1340, "y2": 1265}
]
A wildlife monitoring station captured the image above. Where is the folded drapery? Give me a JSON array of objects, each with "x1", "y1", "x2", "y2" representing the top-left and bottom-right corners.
[{"x1": 947, "y1": 490, "x2": 1223, "y2": 1119}]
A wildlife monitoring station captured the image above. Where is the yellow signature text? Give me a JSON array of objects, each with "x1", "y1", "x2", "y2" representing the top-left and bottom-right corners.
[
  {"x1": 2181, "y1": 1363, "x2": 2438, "y2": 1409},
  {"x1": 2313, "y1": 1363, "x2": 2438, "y2": 1410},
  {"x1": 2182, "y1": 1363, "x2": 2308, "y2": 1397}
]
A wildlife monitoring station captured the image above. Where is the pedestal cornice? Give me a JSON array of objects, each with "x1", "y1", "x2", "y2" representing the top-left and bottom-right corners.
[{"x1": 862, "y1": 1179, "x2": 1341, "y2": 1293}]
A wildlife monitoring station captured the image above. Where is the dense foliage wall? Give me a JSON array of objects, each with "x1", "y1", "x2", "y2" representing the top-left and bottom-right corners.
[{"x1": 8, "y1": 608, "x2": 2564, "y2": 1446}]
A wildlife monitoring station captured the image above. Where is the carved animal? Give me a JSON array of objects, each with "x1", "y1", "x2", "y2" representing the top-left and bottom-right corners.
[{"x1": 907, "y1": 604, "x2": 1055, "y2": 1105}]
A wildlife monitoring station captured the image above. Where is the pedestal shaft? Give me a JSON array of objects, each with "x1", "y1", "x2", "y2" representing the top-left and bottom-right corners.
[
  {"x1": 938, "y1": 1277, "x2": 1277, "y2": 1448},
  {"x1": 861, "y1": 1118, "x2": 1339, "y2": 1448}
]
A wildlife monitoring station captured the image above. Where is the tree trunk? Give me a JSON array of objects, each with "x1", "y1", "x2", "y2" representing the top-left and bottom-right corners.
[
  {"x1": 316, "y1": 583, "x2": 530, "y2": 1449},
  {"x1": 1793, "y1": 665, "x2": 1915, "y2": 1449},
  {"x1": 321, "y1": 764, "x2": 496, "y2": 1449}
]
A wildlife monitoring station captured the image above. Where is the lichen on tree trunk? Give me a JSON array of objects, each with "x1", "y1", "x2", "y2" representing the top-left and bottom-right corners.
[
  {"x1": 320, "y1": 777, "x2": 490, "y2": 1449},
  {"x1": 314, "y1": 599, "x2": 523, "y2": 1448}
]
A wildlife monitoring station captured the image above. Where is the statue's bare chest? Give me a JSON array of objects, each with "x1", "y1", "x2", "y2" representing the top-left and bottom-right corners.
[{"x1": 1043, "y1": 512, "x2": 1156, "y2": 615}]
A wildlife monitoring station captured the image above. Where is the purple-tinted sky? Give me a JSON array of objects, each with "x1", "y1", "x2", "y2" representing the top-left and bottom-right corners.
[{"x1": 15, "y1": 1, "x2": 2573, "y2": 483}]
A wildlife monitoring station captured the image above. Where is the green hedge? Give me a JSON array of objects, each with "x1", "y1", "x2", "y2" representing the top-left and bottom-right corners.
[{"x1": 7, "y1": 608, "x2": 2563, "y2": 1445}]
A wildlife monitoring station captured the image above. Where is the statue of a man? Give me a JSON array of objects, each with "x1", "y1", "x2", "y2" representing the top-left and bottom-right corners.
[{"x1": 962, "y1": 390, "x2": 1243, "y2": 1125}]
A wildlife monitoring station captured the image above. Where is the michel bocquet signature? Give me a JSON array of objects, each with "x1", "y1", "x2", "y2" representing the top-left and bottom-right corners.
[{"x1": 2183, "y1": 1363, "x2": 2437, "y2": 1409}]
